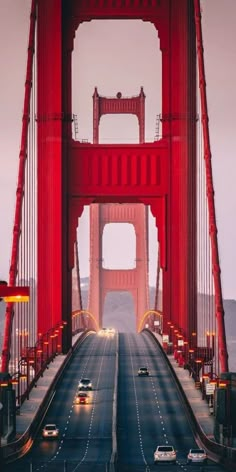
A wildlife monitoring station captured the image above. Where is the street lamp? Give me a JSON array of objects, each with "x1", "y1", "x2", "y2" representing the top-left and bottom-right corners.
[
  {"x1": 154, "y1": 320, "x2": 160, "y2": 333},
  {"x1": 10, "y1": 371, "x2": 27, "y2": 407},
  {"x1": 0, "y1": 282, "x2": 30, "y2": 302}
]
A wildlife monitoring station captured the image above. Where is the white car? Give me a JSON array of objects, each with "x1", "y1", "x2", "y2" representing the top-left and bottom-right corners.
[
  {"x1": 78, "y1": 378, "x2": 93, "y2": 390},
  {"x1": 187, "y1": 448, "x2": 207, "y2": 464},
  {"x1": 42, "y1": 424, "x2": 59, "y2": 438},
  {"x1": 154, "y1": 445, "x2": 176, "y2": 464}
]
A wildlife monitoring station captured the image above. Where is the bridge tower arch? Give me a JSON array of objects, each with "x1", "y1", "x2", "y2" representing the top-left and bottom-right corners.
[
  {"x1": 90, "y1": 86, "x2": 149, "y2": 330},
  {"x1": 37, "y1": 0, "x2": 197, "y2": 353},
  {"x1": 88, "y1": 203, "x2": 149, "y2": 331},
  {"x1": 93, "y1": 86, "x2": 145, "y2": 144}
]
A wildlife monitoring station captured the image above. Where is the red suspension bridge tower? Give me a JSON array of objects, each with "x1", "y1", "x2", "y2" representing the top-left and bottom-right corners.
[
  {"x1": 36, "y1": 0, "x2": 198, "y2": 352},
  {"x1": 1, "y1": 0, "x2": 228, "y2": 380},
  {"x1": 89, "y1": 87, "x2": 149, "y2": 330}
]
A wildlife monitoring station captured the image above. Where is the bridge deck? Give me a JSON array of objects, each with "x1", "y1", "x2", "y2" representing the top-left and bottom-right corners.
[{"x1": 13, "y1": 334, "x2": 214, "y2": 441}]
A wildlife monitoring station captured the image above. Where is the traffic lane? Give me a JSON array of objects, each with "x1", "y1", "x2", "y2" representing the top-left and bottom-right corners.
[
  {"x1": 6, "y1": 333, "x2": 116, "y2": 469},
  {"x1": 141, "y1": 332, "x2": 229, "y2": 471},
  {"x1": 27, "y1": 333, "x2": 102, "y2": 460},
  {"x1": 118, "y1": 333, "x2": 149, "y2": 465},
  {"x1": 55, "y1": 332, "x2": 116, "y2": 463},
  {"x1": 140, "y1": 332, "x2": 195, "y2": 462},
  {"x1": 36, "y1": 332, "x2": 116, "y2": 463},
  {"x1": 62, "y1": 334, "x2": 116, "y2": 440},
  {"x1": 117, "y1": 333, "x2": 228, "y2": 471},
  {"x1": 117, "y1": 332, "x2": 192, "y2": 465},
  {"x1": 117, "y1": 332, "x2": 179, "y2": 465}
]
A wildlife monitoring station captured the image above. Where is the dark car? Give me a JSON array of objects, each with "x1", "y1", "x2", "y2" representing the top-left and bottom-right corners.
[{"x1": 138, "y1": 367, "x2": 149, "y2": 376}]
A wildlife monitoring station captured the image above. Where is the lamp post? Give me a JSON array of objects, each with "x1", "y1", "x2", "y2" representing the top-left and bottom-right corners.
[
  {"x1": 154, "y1": 320, "x2": 160, "y2": 334},
  {"x1": 0, "y1": 283, "x2": 30, "y2": 302}
]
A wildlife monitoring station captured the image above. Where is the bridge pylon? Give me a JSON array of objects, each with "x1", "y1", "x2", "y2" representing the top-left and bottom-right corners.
[{"x1": 87, "y1": 203, "x2": 149, "y2": 331}]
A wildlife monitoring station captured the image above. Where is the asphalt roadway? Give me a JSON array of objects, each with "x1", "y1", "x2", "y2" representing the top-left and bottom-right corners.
[{"x1": 4, "y1": 331, "x2": 230, "y2": 472}]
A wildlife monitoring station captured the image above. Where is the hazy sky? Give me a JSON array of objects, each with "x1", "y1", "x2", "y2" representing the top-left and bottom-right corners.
[{"x1": 0, "y1": 1, "x2": 236, "y2": 299}]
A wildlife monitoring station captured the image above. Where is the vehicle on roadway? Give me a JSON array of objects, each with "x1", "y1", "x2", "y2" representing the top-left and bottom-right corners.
[
  {"x1": 138, "y1": 366, "x2": 149, "y2": 376},
  {"x1": 78, "y1": 378, "x2": 93, "y2": 390},
  {"x1": 154, "y1": 445, "x2": 177, "y2": 464},
  {"x1": 187, "y1": 448, "x2": 207, "y2": 464},
  {"x1": 74, "y1": 392, "x2": 90, "y2": 404},
  {"x1": 107, "y1": 327, "x2": 115, "y2": 334},
  {"x1": 98, "y1": 327, "x2": 115, "y2": 335},
  {"x1": 98, "y1": 327, "x2": 108, "y2": 336},
  {"x1": 42, "y1": 424, "x2": 59, "y2": 439}
]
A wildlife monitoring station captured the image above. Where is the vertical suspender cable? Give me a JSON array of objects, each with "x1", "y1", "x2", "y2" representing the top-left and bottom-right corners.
[
  {"x1": 154, "y1": 244, "x2": 160, "y2": 313},
  {"x1": 74, "y1": 240, "x2": 84, "y2": 331},
  {"x1": 1, "y1": 0, "x2": 37, "y2": 373},
  {"x1": 194, "y1": 0, "x2": 228, "y2": 372}
]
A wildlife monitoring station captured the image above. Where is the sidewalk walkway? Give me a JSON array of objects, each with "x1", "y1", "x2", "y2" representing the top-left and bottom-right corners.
[
  {"x1": 168, "y1": 354, "x2": 215, "y2": 439},
  {"x1": 153, "y1": 332, "x2": 215, "y2": 441}
]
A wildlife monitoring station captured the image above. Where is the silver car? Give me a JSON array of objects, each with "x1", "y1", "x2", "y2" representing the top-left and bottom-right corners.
[
  {"x1": 78, "y1": 378, "x2": 93, "y2": 390},
  {"x1": 154, "y1": 445, "x2": 176, "y2": 464},
  {"x1": 187, "y1": 448, "x2": 207, "y2": 464},
  {"x1": 42, "y1": 424, "x2": 59, "y2": 439}
]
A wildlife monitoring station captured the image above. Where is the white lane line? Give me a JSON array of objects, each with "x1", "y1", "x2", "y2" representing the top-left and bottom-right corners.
[
  {"x1": 41, "y1": 335, "x2": 99, "y2": 466},
  {"x1": 139, "y1": 334, "x2": 171, "y2": 446},
  {"x1": 128, "y1": 334, "x2": 149, "y2": 468},
  {"x1": 70, "y1": 336, "x2": 111, "y2": 472}
]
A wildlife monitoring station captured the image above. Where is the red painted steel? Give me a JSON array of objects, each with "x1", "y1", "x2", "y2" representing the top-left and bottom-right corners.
[
  {"x1": 1, "y1": 0, "x2": 228, "y2": 377},
  {"x1": 88, "y1": 204, "x2": 149, "y2": 330},
  {"x1": 72, "y1": 241, "x2": 86, "y2": 332},
  {"x1": 0, "y1": 286, "x2": 29, "y2": 299},
  {"x1": 69, "y1": 142, "x2": 167, "y2": 196},
  {"x1": 1, "y1": 0, "x2": 37, "y2": 373},
  {"x1": 92, "y1": 87, "x2": 148, "y2": 329},
  {"x1": 154, "y1": 245, "x2": 161, "y2": 312},
  {"x1": 0, "y1": 0, "x2": 228, "y2": 417},
  {"x1": 35, "y1": 0, "x2": 198, "y2": 353},
  {"x1": 37, "y1": 1, "x2": 64, "y2": 340},
  {"x1": 194, "y1": 0, "x2": 228, "y2": 372},
  {"x1": 93, "y1": 87, "x2": 145, "y2": 144}
]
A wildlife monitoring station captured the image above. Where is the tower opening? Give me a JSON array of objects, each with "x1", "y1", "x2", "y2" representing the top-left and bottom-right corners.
[
  {"x1": 99, "y1": 114, "x2": 139, "y2": 144},
  {"x1": 102, "y1": 222, "x2": 136, "y2": 270},
  {"x1": 72, "y1": 19, "x2": 161, "y2": 143}
]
